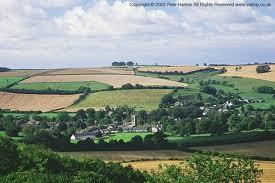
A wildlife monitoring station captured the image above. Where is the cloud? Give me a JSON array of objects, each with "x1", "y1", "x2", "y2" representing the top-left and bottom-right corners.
[
  {"x1": 27, "y1": 0, "x2": 77, "y2": 8},
  {"x1": 176, "y1": 0, "x2": 275, "y2": 34},
  {"x1": 54, "y1": 1, "x2": 180, "y2": 37},
  {"x1": 0, "y1": 0, "x2": 275, "y2": 68}
]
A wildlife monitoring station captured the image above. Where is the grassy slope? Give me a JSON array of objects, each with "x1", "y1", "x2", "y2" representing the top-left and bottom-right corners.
[
  {"x1": 210, "y1": 76, "x2": 275, "y2": 109},
  {"x1": 69, "y1": 89, "x2": 172, "y2": 111},
  {"x1": 0, "y1": 77, "x2": 23, "y2": 88},
  {"x1": 137, "y1": 71, "x2": 275, "y2": 109},
  {"x1": 11, "y1": 81, "x2": 111, "y2": 91}
]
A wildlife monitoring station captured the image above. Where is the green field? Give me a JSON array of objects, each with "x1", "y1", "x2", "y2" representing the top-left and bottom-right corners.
[
  {"x1": 69, "y1": 89, "x2": 172, "y2": 111},
  {"x1": 11, "y1": 81, "x2": 111, "y2": 91},
  {"x1": 101, "y1": 133, "x2": 152, "y2": 142},
  {"x1": 0, "y1": 77, "x2": 23, "y2": 88},
  {"x1": 0, "y1": 131, "x2": 23, "y2": 140}
]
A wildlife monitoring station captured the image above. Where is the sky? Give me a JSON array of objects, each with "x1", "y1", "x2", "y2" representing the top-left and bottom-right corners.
[{"x1": 0, "y1": 0, "x2": 275, "y2": 69}]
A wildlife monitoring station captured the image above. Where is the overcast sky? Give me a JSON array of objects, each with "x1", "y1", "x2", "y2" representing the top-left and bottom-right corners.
[{"x1": 0, "y1": 0, "x2": 275, "y2": 68}]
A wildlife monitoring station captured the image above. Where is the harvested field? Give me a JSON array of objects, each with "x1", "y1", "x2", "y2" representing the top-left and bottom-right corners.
[
  {"x1": 123, "y1": 160, "x2": 275, "y2": 183},
  {"x1": 62, "y1": 150, "x2": 275, "y2": 182},
  {"x1": 218, "y1": 65, "x2": 275, "y2": 82},
  {"x1": 21, "y1": 75, "x2": 186, "y2": 88},
  {"x1": 64, "y1": 89, "x2": 172, "y2": 111},
  {"x1": 0, "y1": 92, "x2": 81, "y2": 112},
  {"x1": 41, "y1": 67, "x2": 133, "y2": 75},
  {"x1": 0, "y1": 69, "x2": 48, "y2": 77},
  {"x1": 138, "y1": 66, "x2": 206, "y2": 73},
  {"x1": 191, "y1": 140, "x2": 275, "y2": 158}
]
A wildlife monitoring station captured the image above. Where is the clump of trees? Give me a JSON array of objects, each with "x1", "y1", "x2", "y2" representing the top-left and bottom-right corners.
[
  {"x1": 256, "y1": 86, "x2": 274, "y2": 94},
  {"x1": 0, "y1": 67, "x2": 11, "y2": 72},
  {"x1": 256, "y1": 65, "x2": 271, "y2": 73},
  {"x1": 148, "y1": 153, "x2": 263, "y2": 183},
  {"x1": 112, "y1": 61, "x2": 135, "y2": 66}
]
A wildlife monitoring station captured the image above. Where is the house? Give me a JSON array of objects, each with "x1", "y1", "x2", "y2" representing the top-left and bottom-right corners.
[
  {"x1": 70, "y1": 131, "x2": 100, "y2": 141},
  {"x1": 152, "y1": 124, "x2": 162, "y2": 133}
]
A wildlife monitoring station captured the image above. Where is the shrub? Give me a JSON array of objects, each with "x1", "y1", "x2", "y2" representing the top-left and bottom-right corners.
[
  {"x1": 256, "y1": 86, "x2": 274, "y2": 94},
  {"x1": 256, "y1": 65, "x2": 271, "y2": 73}
]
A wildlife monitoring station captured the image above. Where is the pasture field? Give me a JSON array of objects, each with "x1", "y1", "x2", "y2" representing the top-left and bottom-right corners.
[
  {"x1": 0, "y1": 92, "x2": 81, "y2": 112},
  {"x1": 11, "y1": 81, "x2": 111, "y2": 91},
  {"x1": 218, "y1": 64, "x2": 275, "y2": 82},
  {"x1": 0, "y1": 69, "x2": 48, "y2": 77},
  {"x1": 21, "y1": 75, "x2": 186, "y2": 88},
  {"x1": 122, "y1": 160, "x2": 275, "y2": 183},
  {"x1": 99, "y1": 132, "x2": 211, "y2": 144},
  {"x1": 64, "y1": 89, "x2": 172, "y2": 111},
  {"x1": 0, "y1": 77, "x2": 23, "y2": 88},
  {"x1": 102, "y1": 133, "x2": 152, "y2": 142},
  {"x1": 42, "y1": 67, "x2": 133, "y2": 75},
  {"x1": 0, "y1": 131, "x2": 24, "y2": 140},
  {"x1": 138, "y1": 66, "x2": 207, "y2": 73}
]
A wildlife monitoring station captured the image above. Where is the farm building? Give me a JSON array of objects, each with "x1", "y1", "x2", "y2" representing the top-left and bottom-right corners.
[{"x1": 70, "y1": 131, "x2": 101, "y2": 140}]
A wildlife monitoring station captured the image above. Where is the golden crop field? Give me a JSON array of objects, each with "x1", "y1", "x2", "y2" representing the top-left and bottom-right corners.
[
  {"x1": 64, "y1": 89, "x2": 173, "y2": 112},
  {"x1": 0, "y1": 92, "x2": 80, "y2": 112},
  {"x1": 218, "y1": 65, "x2": 275, "y2": 82},
  {"x1": 0, "y1": 69, "x2": 49, "y2": 77},
  {"x1": 138, "y1": 66, "x2": 206, "y2": 73},
  {"x1": 42, "y1": 67, "x2": 133, "y2": 76},
  {"x1": 123, "y1": 160, "x2": 275, "y2": 183},
  {"x1": 21, "y1": 75, "x2": 187, "y2": 88}
]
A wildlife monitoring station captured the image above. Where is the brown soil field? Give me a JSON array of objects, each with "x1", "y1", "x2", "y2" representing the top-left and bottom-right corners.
[
  {"x1": 123, "y1": 160, "x2": 275, "y2": 183},
  {"x1": 21, "y1": 75, "x2": 187, "y2": 88},
  {"x1": 218, "y1": 65, "x2": 275, "y2": 82},
  {"x1": 0, "y1": 69, "x2": 49, "y2": 77},
  {"x1": 0, "y1": 92, "x2": 80, "y2": 112},
  {"x1": 138, "y1": 66, "x2": 206, "y2": 73},
  {"x1": 191, "y1": 140, "x2": 275, "y2": 158},
  {"x1": 62, "y1": 150, "x2": 191, "y2": 162},
  {"x1": 41, "y1": 67, "x2": 133, "y2": 76}
]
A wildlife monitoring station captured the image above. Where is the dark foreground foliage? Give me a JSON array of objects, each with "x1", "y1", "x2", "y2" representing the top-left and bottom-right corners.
[{"x1": 0, "y1": 136, "x2": 263, "y2": 183}]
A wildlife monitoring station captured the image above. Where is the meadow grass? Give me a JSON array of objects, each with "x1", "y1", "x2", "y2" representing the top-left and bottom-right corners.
[
  {"x1": 0, "y1": 77, "x2": 23, "y2": 88},
  {"x1": 11, "y1": 81, "x2": 111, "y2": 91}
]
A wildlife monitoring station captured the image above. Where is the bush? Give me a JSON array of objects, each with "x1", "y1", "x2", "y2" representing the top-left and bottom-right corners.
[
  {"x1": 200, "y1": 85, "x2": 217, "y2": 95},
  {"x1": 5, "y1": 122, "x2": 20, "y2": 137},
  {"x1": 256, "y1": 86, "x2": 274, "y2": 94},
  {"x1": 256, "y1": 65, "x2": 271, "y2": 73},
  {"x1": 121, "y1": 83, "x2": 134, "y2": 89}
]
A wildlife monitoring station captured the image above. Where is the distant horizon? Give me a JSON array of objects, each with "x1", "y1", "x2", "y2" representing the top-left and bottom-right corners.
[{"x1": 3, "y1": 61, "x2": 275, "y2": 70}]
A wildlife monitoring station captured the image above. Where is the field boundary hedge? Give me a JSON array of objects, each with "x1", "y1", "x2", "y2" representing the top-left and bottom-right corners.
[{"x1": 138, "y1": 67, "x2": 222, "y2": 76}]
